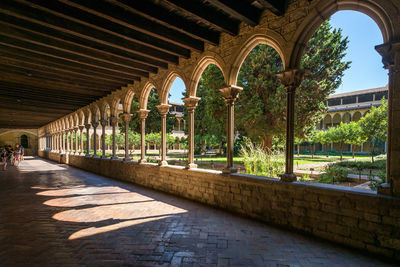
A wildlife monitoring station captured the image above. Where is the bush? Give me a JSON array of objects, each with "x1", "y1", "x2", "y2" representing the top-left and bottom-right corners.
[
  {"x1": 337, "y1": 157, "x2": 386, "y2": 171},
  {"x1": 239, "y1": 137, "x2": 284, "y2": 177},
  {"x1": 318, "y1": 164, "x2": 348, "y2": 184},
  {"x1": 369, "y1": 169, "x2": 387, "y2": 191}
]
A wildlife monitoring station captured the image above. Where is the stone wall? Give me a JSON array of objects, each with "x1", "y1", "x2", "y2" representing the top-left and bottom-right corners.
[{"x1": 39, "y1": 151, "x2": 400, "y2": 259}]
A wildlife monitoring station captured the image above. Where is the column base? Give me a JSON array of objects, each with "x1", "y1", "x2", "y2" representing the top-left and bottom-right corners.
[
  {"x1": 80, "y1": 152, "x2": 85, "y2": 156},
  {"x1": 111, "y1": 156, "x2": 119, "y2": 160},
  {"x1": 222, "y1": 167, "x2": 237, "y2": 174},
  {"x1": 100, "y1": 155, "x2": 109, "y2": 159},
  {"x1": 185, "y1": 163, "x2": 198, "y2": 169},
  {"x1": 279, "y1": 173, "x2": 297, "y2": 182},
  {"x1": 139, "y1": 158, "x2": 147, "y2": 164},
  {"x1": 92, "y1": 154, "x2": 100, "y2": 159},
  {"x1": 377, "y1": 183, "x2": 391, "y2": 195},
  {"x1": 123, "y1": 157, "x2": 132, "y2": 162},
  {"x1": 158, "y1": 160, "x2": 168, "y2": 166}
]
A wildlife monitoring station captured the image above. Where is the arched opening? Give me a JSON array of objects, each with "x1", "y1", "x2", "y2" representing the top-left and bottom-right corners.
[
  {"x1": 293, "y1": 9, "x2": 388, "y2": 188},
  {"x1": 20, "y1": 134, "x2": 28, "y2": 148}
]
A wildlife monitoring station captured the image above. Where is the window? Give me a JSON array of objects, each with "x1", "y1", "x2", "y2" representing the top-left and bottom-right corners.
[{"x1": 21, "y1": 134, "x2": 28, "y2": 148}]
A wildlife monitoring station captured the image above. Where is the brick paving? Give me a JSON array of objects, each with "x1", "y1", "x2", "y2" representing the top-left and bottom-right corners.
[{"x1": 0, "y1": 157, "x2": 396, "y2": 266}]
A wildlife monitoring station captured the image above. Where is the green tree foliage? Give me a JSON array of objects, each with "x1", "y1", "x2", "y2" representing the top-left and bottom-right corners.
[
  {"x1": 326, "y1": 122, "x2": 349, "y2": 161},
  {"x1": 192, "y1": 65, "x2": 226, "y2": 153},
  {"x1": 358, "y1": 98, "x2": 388, "y2": 162},
  {"x1": 342, "y1": 121, "x2": 365, "y2": 158},
  {"x1": 235, "y1": 20, "x2": 350, "y2": 150}
]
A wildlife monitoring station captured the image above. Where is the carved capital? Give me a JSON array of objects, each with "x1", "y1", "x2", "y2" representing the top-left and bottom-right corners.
[
  {"x1": 110, "y1": 116, "x2": 119, "y2": 126},
  {"x1": 85, "y1": 123, "x2": 91, "y2": 129},
  {"x1": 91, "y1": 121, "x2": 99, "y2": 128},
  {"x1": 78, "y1": 125, "x2": 85, "y2": 131},
  {"x1": 277, "y1": 69, "x2": 305, "y2": 89},
  {"x1": 100, "y1": 119, "x2": 108, "y2": 128},
  {"x1": 74, "y1": 126, "x2": 79, "y2": 132},
  {"x1": 182, "y1": 96, "x2": 201, "y2": 111},
  {"x1": 219, "y1": 85, "x2": 242, "y2": 105},
  {"x1": 156, "y1": 104, "x2": 171, "y2": 116},
  {"x1": 121, "y1": 113, "x2": 132, "y2": 123},
  {"x1": 137, "y1": 109, "x2": 150, "y2": 119},
  {"x1": 375, "y1": 41, "x2": 400, "y2": 70}
]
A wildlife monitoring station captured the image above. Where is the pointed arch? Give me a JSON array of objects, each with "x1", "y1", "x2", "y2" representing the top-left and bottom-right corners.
[
  {"x1": 139, "y1": 81, "x2": 157, "y2": 109},
  {"x1": 160, "y1": 71, "x2": 188, "y2": 104}
]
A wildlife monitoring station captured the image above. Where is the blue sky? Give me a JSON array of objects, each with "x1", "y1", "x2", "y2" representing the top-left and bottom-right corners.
[{"x1": 168, "y1": 10, "x2": 388, "y2": 103}]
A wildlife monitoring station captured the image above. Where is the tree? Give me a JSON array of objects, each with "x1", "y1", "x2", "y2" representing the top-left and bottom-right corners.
[
  {"x1": 304, "y1": 128, "x2": 319, "y2": 158},
  {"x1": 358, "y1": 98, "x2": 388, "y2": 162},
  {"x1": 327, "y1": 123, "x2": 349, "y2": 161},
  {"x1": 234, "y1": 20, "x2": 350, "y2": 150},
  {"x1": 316, "y1": 130, "x2": 330, "y2": 157},
  {"x1": 343, "y1": 121, "x2": 365, "y2": 158}
]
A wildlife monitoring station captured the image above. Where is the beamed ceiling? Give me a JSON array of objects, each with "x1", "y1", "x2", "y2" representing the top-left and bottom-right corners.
[{"x1": 0, "y1": 0, "x2": 292, "y2": 128}]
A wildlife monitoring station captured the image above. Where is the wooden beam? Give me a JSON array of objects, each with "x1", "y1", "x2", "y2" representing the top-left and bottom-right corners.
[
  {"x1": 114, "y1": 0, "x2": 220, "y2": 46},
  {"x1": 205, "y1": 0, "x2": 261, "y2": 26},
  {"x1": 0, "y1": 0, "x2": 180, "y2": 64},
  {"x1": 0, "y1": 64, "x2": 123, "y2": 89},
  {"x1": 0, "y1": 91, "x2": 93, "y2": 106},
  {"x1": 0, "y1": 96, "x2": 82, "y2": 111},
  {"x1": 0, "y1": 102, "x2": 74, "y2": 114},
  {"x1": 0, "y1": 56, "x2": 130, "y2": 84},
  {"x1": 0, "y1": 47, "x2": 145, "y2": 82},
  {"x1": 62, "y1": 0, "x2": 204, "y2": 52},
  {"x1": 162, "y1": 0, "x2": 239, "y2": 35},
  {"x1": 0, "y1": 35, "x2": 145, "y2": 80}
]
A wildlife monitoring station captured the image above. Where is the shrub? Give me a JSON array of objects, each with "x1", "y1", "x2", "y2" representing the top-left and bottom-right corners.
[
  {"x1": 318, "y1": 164, "x2": 348, "y2": 184},
  {"x1": 239, "y1": 137, "x2": 284, "y2": 177},
  {"x1": 368, "y1": 169, "x2": 387, "y2": 191}
]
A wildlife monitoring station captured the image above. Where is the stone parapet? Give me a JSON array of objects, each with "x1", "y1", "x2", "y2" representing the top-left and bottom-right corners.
[{"x1": 38, "y1": 151, "x2": 400, "y2": 260}]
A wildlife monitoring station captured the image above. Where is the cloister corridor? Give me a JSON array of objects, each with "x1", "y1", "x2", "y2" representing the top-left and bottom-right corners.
[{"x1": 0, "y1": 157, "x2": 395, "y2": 266}]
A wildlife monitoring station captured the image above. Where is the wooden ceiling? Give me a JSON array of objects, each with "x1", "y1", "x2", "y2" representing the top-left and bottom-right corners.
[{"x1": 0, "y1": 0, "x2": 291, "y2": 128}]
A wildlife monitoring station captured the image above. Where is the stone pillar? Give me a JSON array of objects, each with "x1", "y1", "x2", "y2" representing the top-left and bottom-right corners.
[
  {"x1": 219, "y1": 85, "x2": 243, "y2": 173},
  {"x1": 156, "y1": 104, "x2": 171, "y2": 166},
  {"x1": 66, "y1": 130, "x2": 70, "y2": 153},
  {"x1": 110, "y1": 116, "x2": 119, "y2": 160},
  {"x1": 59, "y1": 132, "x2": 62, "y2": 152},
  {"x1": 277, "y1": 69, "x2": 305, "y2": 182},
  {"x1": 85, "y1": 124, "x2": 91, "y2": 157},
  {"x1": 137, "y1": 109, "x2": 150, "y2": 163},
  {"x1": 121, "y1": 113, "x2": 132, "y2": 161},
  {"x1": 69, "y1": 130, "x2": 73, "y2": 154},
  {"x1": 92, "y1": 121, "x2": 99, "y2": 158},
  {"x1": 182, "y1": 97, "x2": 201, "y2": 169},
  {"x1": 376, "y1": 42, "x2": 400, "y2": 196},
  {"x1": 74, "y1": 127, "x2": 79, "y2": 154},
  {"x1": 79, "y1": 125, "x2": 84, "y2": 155},
  {"x1": 100, "y1": 119, "x2": 108, "y2": 159}
]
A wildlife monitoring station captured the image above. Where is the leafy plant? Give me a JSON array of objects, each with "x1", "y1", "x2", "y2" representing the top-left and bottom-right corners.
[{"x1": 318, "y1": 164, "x2": 348, "y2": 184}]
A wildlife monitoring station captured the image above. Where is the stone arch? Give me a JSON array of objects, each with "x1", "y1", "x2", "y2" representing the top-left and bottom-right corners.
[
  {"x1": 99, "y1": 100, "x2": 111, "y2": 121},
  {"x1": 228, "y1": 33, "x2": 287, "y2": 85},
  {"x1": 289, "y1": 0, "x2": 398, "y2": 68},
  {"x1": 73, "y1": 113, "x2": 79, "y2": 127},
  {"x1": 83, "y1": 107, "x2": 92, "y2": 125},
  {"x1": 353, "y1": 111, "x2": 362, "y2": 122},
  {"x1": 68, "y1": 116, "x2": 74, "y2": 129},
  {"x1": 122, "y1": 88, "x2": 136, "y2": 113},
  {"x1": 333, "y1": 113, "x2": 341, "y2": 126},
  {"x1": 63, "y1": 117, "x2": 70, "y2": 130},
  {"x1": 139, "y1": 81, "x2": 158, "y2": 110},
  {"x1": 109, "y1": 96, "x2": 121, "y2": 118},
  {"x1": 188, "y1": 53, "x2": 227, "y2": 97},
  {"x1": 323, "y1": 114, "x2": 332, "y2": 128},
  {"x1": 77, "y1": 109, "x2": 85, "y2": 126},
  {"x1": 90, "y1": 104, "x2": 100, "y2": 122},
  {"x1": 343, "y1": 112, "x2": 352, "y2": 123},
  {"x1": 160, "y1": 71, "x2": 188, "y2": 104}
]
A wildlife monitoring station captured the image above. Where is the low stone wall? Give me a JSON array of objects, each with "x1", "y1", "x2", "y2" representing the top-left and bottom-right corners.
[{"x1": 39, "y1": 151, "x2": 400, "y2": 259}]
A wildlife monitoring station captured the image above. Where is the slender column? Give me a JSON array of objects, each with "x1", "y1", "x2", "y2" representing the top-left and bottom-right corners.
[
  {"x1": 62, "y1": 130, "x2": 67, "y2": 153},
  {"x1": 121, "y1": 113, "x2": 132, "y2": 161},
  {"x1": 156, "y1": 104, "x2": 171, "y2": 166},
  {"x1": 85, "y1": 124, "x2": 91, "y2": 157},
  {"x1": 79, "y1": 125, "x2": 85, "y2": 155},
  {"x1": 70, "y1": 130, "x2": 74, "y2": 153},
  {"x1": 376, "y1": 42, "x2": 400, "y2": 196},
  {"x1": 100, "y1": 119, "x2": 108, "y2": 159},
  {"x1": 110, "y1": 116, "x2": 119, "y2": 160},
  {"x1": 182, "y1": 97, "x2": 201, "y2": 169},
  {"x1": 219, "y1": 86, "x2": 243, "y2": 173},
  {"x1": 137, "y1": 109, "x2": 150, "y2": 163},
  {"x1": 92, "y1": 121, "x2": 99, "y2": 158},
  {"x1": 277, "y1": 69, "x2": 305, "y2": 182},
  {"x1": 59, "y1": 132, "x2": 62, "y2": 152},
  {"x1": 74, "y1": 127, "x2": 79, "y2": 154}
]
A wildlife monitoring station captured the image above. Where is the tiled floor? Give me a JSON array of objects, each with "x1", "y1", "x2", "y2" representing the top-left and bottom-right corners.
[{"x1": 0, "y1": 157, "x2": 396, "y2": 266}]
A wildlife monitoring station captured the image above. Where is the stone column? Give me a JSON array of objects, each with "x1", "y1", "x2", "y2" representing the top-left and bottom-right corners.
[
  {"x1": 110, "y1": 116, "x2": 119, "y2": 160},
  {"x1": 59, "y1": 132, "x2": 62, "y2": 152},
  {"x1": 100, "y1": 119, "x2": 108, "y2": 159},
  {"x1": 69, "y1": 130, "x2": 73, "y2": 154},
  {"x1": 137, "y1": 109, "x2": 150, "y2": 163},
  {"x1": 219, "y1": 86, "x2": 243, "y2": 173},
  {"x1": 182, "y1": 97, "x2": 201, "y2": 169},
  {"x1": 66, "y1": 130, "x2": 70, "y2": 153},
  {"x1": 376, "y1": 42, "x2": 400, "y2": 196},
  {"x1": 79, "y1": 125, "x2": 85, "y2": 155},
  {"x1": 74, "y1": 127, "x2": 79, "y2": 154},
  {"x1": 85, "y1": 124, "x2": 91, "y2": 157},
  {"x1": 156, "y1": 104, "x2": 171, "y2": 166},
  {"x1": 92, "y1": 121, "x2": 99, "y2": 158},
  {"x1": 277, "y1": 69, "x2": 305, "y2": 182},
  {"x1": 121, "y1": 113, "x2": 132, "y2": 161}
]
